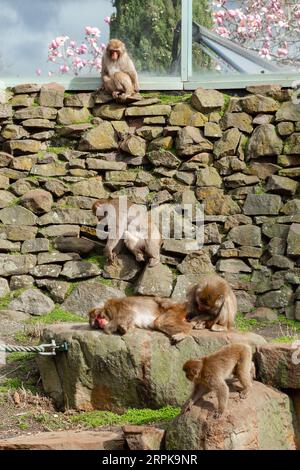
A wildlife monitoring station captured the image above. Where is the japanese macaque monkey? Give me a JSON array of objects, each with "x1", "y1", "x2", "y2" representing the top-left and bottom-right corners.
[
  {"x1": 88, "y1": 296, "x2": 194, "y2": 343},
  {"x1": 92, "y1": 197, "x2": 161, "y2": 267},
  {"x1": 186, "y1": 275, "x2": 237, "y2": 331},
  {"x1": 101, "y1": 39, "x2": 139, "y2": 102},
  {"x1": 183, "y1": 343, "x2": 253, "y2": 418}
]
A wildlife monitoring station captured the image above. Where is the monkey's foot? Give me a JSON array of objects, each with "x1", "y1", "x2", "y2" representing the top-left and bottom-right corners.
[
  {"x1": 172, "y1": 333, "x2": 188, "y2": 343},
  {"x1": 239, "y1": 390, "x2": 249, "y2": 399},
  {"x1": 193, "y1": 320, "x2": 206, "y2": 330},
  {"x1": 182, "y1": 399, "x2": 193, "y2": 413},
  {"x1": 135, "y1": 253, "x2": 145, "y2": 262},
  {"x1": 210, "y1": 324, "x2": 227, "y2": 332},
  {"x1": 148, "y1": 258, "x2": 159, "y2": 267},
  {"x1": 213, "y1": 410, "x2": 224, "y2": 419}
]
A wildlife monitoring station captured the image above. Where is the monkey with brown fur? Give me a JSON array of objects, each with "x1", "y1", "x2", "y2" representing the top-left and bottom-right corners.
[
  {"x1": 88, "y1": 296, "x2": 194, "y2": 343},
  {"x1": 92, "y1": 197, "x2": 161, "y2": 267},
  {"x1": 186, "y1": 274, "x2": 237, "y2": 332},
  {"x1": 183, "y1": 343, "x2": 253, "y2": 418},
  {"x1": 101, "y1": 39, "x2": 139, "y2": 102}
]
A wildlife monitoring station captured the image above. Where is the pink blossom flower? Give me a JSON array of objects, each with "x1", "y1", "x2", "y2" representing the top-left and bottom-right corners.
[
  {"x1": 104, "y1": 16, "x2": 110, "y2": 24},
  {"x1": 48, "y1": 71, "x2": 53, "y2": 77},
  {"x1": 59, "y1": 64, "x2": 69, "y2": 73},
  {"x1": 36, "y1": 68, "x2": 42, "y2": 76},
  {"x1": 259, "y1": 47, "x2": 271, "y2": 60},
  {"x1": 70, "y1": 40, "x2": 76, "y2": 48},
  {"x1": 228, "y1": 10, "x2": 237, "y2": 17},
  {"x1": 295, "y1": 10, "x2": 300, "y2": 19},
  {"x1": 215, "y1": 26, "x2": 229, "y2": 37},
  {"x1": 93, "y1": 57, "x2": 102, "y2": 69},
  {"x1": 66, "y1": 47, "x2": 75, "y2": 57}
]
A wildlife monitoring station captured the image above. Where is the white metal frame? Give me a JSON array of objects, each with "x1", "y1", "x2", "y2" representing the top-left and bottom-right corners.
[{"x1": 1, "y1": 0, "x2": 299, "y2": 91}]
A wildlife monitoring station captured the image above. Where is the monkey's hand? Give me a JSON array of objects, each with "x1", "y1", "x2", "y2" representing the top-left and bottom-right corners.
[
  {"x1": 135, "y1": 253, "x2": 145, "y2": 262},
  {"x1": 239, "y1": 390, "x2": 248, "y2": 400},
  {"x1": 148, "y1": 257, "x2": 159, "y2": 267},
  {"x1": 182, "y1": 399, "x2": 193, "y2": 413},
  {"x1": 210, "y1": 324, "x2": 227, "y2": 332},
  {"x1": 172, "y1": 332, "x2": 188, "y2": 343},
  {"x1": 213, "y1": 409, "x2": 224, "y2": 419},
  {"x1": 193, "y1": 320, "x2": 206, "y2": 330}
]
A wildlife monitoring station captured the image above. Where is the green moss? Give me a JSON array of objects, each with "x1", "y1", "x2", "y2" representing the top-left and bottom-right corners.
[
  {"x1": 0, "y1": 293, "x2": 11, "y2": 310},
  {"x1": 240, "y1": 274, "x2": 252, "y2": 282},
  {"x1": 0, "y1": 378, "x2": 22, "y2": 393},
  {"x1": 170, "y1": 267, "x2": 180, "y2": 280},
  {"x1": 66, "y1": 281, "x2": 80, "y2": 297},
  {"x1": 85, "y1": 253, "x2": 106, "y2": 269},
  {"x1": 219, "y1": 93, "x2": 231, "y2": 117},
  {"x1": 141, "y1": 92, "x2": 192, "y2": 105},
  {"x1": 46, "y1": 146, "x2": 68, "y2": 155},
  {"x1": 0, "y1": 288, "x2": 26, "y2": 310},
  {"x1": 70, "y1": 406, "x2": 180, "y2": 428},
  {"x1": 125, "y1": 285, "x2": 135, "y2": 296},
  {"x1": 34, "y1": 412, "x2": 68, "y2": 430},
  {"x1": 235, "y1": 313, "x2": 258, "y2": 332},
  {"x1": 277, "y1": 315, "x2": 300, "y2": 331},
  {"x1": 99, "y1": 277, "x2": 113, "y2": 286},
  {"x1": 27, "y1": 306, "x2": 85, "y2": 325},
  {"x1": 271, "y1": 336, "x2": 299, "y2": 344},
  {"x1": 18, "y1": 422, "x2": 29, "y2": 431},
  {"x1": 6, "y1": 352, "x2": 35, "y2": 371},
  {"x1": 8, "y1": 197, "x2": 20, "y2": 207},
  {"x1": 255, "y1": 182, "x2": 266, "y2": 195},
  {"x1": 14, "y1": 331, "x2": 30, "y2": 343}
]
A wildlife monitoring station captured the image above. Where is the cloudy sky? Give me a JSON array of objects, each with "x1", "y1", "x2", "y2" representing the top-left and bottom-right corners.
[{"x1": 0, "y1": 0, "x2": 114, "y2": 77}]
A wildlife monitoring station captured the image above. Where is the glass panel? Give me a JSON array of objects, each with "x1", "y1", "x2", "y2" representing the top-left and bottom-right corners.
[
  {"x1": 110, "y1": 0, "x2": 181, "y2": 77},
  {"x1": 0, "y1": 0, "x2": 181, "y2": 80},
  {"x1": 191, "y1": 0, "x2": 300, "y2": 78},
  {"x1": 0, "y1": 0, "x2": 114, "y2": 79}
]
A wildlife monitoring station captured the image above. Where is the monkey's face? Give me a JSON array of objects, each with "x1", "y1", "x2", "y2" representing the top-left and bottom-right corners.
[
  {"x1": 183, "y1": 360, "x2": 202, "y2": 382},
  {"x1": 88, "y1": 307, "x2": 109, "y2": 329},
  {"x1": 107, "y1": 39, "x2": 125, "y2": 61},
  {"x1": 187, "y1": 285, "x2": 224, "y2": 320}
]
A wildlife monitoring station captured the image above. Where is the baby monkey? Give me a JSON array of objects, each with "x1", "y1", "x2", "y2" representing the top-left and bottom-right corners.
[{"x1": 183, "y1": 343, "x2": 253, "y2": 418}]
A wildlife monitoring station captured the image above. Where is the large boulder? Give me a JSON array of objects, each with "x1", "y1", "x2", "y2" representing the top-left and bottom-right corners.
[
  {"x1": 61, "y1": 279, "x2": 123, "y2": 317},
  {"x1": 0, "y1": 430, "x2": 124, "y2": 450},
  {"x1": 256, "y1": 344, "x2": 300, "y2": 389},
  {"x1": 37, "y1": 324, "x2": 266, "y2": 411},
  {"x1": 9, "y1": 288, "x2": 55, "y2": 316},
  {"x1": 165, "y1": 382, "x2": 298, "y2": 450}
]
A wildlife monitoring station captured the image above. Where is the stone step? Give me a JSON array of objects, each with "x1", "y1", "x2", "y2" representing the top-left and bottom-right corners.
[{"x1": 0, "y1": 430, "x2": 125, "y2": 450}]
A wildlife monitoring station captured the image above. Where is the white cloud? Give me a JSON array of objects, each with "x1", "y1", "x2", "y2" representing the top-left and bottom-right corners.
[{"x1": 0, "y1": 0, "x2": 114, "y2": 77}]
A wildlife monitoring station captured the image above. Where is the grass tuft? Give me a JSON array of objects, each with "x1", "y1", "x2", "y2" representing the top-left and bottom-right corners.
[{"x1": 70, "y1": 406, "x2": 180, "y2": 428}]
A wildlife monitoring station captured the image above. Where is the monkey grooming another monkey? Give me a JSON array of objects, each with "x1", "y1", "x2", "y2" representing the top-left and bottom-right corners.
[
  {"x1": 92, "y1": 197, "x2": 161, "y2": 267},
  {"x1": 101, "y1": 39, "x2": 139, "y2": 102},
  {"x1": 183, "y1": 343, "x2": 253, "y2": 418},
  {"x1": 186, "y1": 274, "x2": 237, "y2": 331},
  {"x1": 88, "y1": 296, "x2": 194, "y2": 342}
]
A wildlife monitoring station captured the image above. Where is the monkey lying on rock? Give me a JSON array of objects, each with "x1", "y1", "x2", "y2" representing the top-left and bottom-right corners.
[
  {"x1": 183, "y1": 343, "x2": 253, "y2": 418},
  {"x1": 88, "y1": 296, "x2": 194, "y2": 343}
]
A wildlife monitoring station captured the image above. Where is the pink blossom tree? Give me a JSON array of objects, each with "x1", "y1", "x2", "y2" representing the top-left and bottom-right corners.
[
  {"x1": 38, "y1": 23, "x2": 109, "y2": 76},
  {"x1": 212, "y1": 0, "x2": 300, "y2": 69}
]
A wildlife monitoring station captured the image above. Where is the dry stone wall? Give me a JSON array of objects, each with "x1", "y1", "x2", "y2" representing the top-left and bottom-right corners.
[{"x1": 0, "y1": 82, "x2": 299, "y2": 320}]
